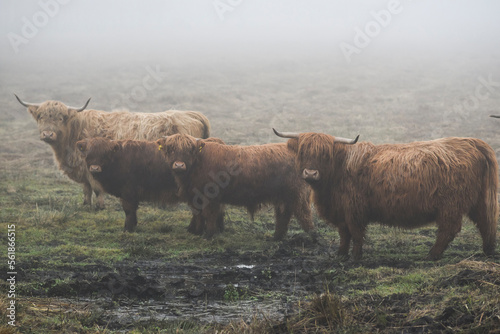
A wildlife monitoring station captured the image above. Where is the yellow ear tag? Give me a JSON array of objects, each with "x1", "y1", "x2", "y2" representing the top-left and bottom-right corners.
[
  {"x1": 199, "y1": 146, "x2": 203, "y2": 152},
  {"x1": 158, "y1": 144, "x2": 163, "y2": 151}
]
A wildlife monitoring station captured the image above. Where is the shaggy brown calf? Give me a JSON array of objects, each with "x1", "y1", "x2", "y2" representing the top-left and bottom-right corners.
[
  {"x1": 15, "y1": 95, "x2": 211, "y2": 209},
  {"x1": 274, "y1": 129, "x2": 498, "y2": 260},
  {"x1": 76, "y1": 137, "x2": 179, "y2": 232},
  {"x1": 156, "y1": 134, "x2": 314, "y2": 239}
]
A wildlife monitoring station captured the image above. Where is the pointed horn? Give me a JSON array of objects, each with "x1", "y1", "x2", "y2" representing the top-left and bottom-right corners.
[
  {"x1": 273, "y1": 128, "x2": 300, "y2": 139},
  {"x1": 490, "y1": 115, "x2": 500, "y2": 118},
  {"x1": 334, "y1": 134, "x2": 360, "y2": 145},
  {"x1": 68, "y1": 98, "x2": 91, "y2": 112},
  {"x1": 14, "y1": 94, "x2": 37, "y2": 107}
]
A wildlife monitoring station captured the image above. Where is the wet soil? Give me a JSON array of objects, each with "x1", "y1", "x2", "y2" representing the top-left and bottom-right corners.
[
  {"x1": 20, "y1": 233, "x2": 342, "y2": 328},
  {"x1": 16, "y1": 232, "x2": 499, "y2": 332}
]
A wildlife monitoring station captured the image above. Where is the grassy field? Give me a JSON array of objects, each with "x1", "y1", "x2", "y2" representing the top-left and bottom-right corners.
[{"x1": 1, "y1": 55, "x2": 500, "y2": 333}]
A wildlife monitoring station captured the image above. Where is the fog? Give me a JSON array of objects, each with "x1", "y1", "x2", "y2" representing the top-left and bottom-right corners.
[
  {"x1": 2, "y1": 0, "x2": 500, "y2": 133},
  {"x1": 1, "y1": 0, "x2": 500, "y2": 64}
]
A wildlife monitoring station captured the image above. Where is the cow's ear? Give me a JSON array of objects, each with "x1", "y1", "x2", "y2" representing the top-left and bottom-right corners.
[
  {"x1": 112, "y1": 142, "x2": 121, "y2": 153},
  {"x1": 287, "y1": 138, "x2": 299, "y2": 153},
  {"x1": 76, "y1": 141, "x2": 87, "y2": 154},
  {"x1": 156, "y1": 139, "x2": 165, "y2": 152},
  {"x1": 67, "y1": 108, "x2": 78, "y2": 120},
  {"x1": 28, "y1": 106, "x2": 39, "y2": 119},
  {"x1": 195, "y1": 140, "x2": 206, "y2": 154}
]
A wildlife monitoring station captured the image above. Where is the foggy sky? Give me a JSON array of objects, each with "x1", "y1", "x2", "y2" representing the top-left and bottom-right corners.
[{"x1": 1, "y1": 0, "x2": 500, "y2": 65}]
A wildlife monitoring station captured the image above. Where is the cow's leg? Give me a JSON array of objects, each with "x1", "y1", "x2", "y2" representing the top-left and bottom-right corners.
[
  {"x1": 188, "y1": 213, "x2": 205, "y2": 235},
  {"x1": 274, "y1": 203, "x2": 293, "y2": 240},
  {"x1": 469, "y1": 200, "x2": 497, "y2": 256},
  {"x1": 216, "y1": 206, "x2": 225, "y2": 233},
  {"x1": 293, "y1": 196, "x2": 314, "y2": 233},
  {"x1": 83, "y1": 182, "x2": 92, "y2": 206},
  {"x1": 121, "y1": 199, "x2": 139, "y2": 232},
  {"x1": 89, "y1": 176, "x2": 105, "y2": 210},
  {"x1": 188, "y1": 209, "x2": 224, "y2": 235},
  {"x1": 202, "y1": 203, "x2": 222, "y2": 239},
  {"x1": 94, "y1": 188, "x2": 105, "y2": 210},
  {"x1": 345, "y1": 218, "x2": 367, "y2": 261},
  {"x1": 427, "y1": 213, "x2": 462, "y2": 260},
  {"x1": 336, "y1": 223, "x2": 352, "y2": 258}
]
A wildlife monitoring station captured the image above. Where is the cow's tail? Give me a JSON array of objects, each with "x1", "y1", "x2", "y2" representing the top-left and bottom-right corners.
[
  {"x1": 192, "y1": 112, "x2": 211, "y2": 139},
  {"x1": 474, "y1": 140, "x2": 498, "y2": 255}
]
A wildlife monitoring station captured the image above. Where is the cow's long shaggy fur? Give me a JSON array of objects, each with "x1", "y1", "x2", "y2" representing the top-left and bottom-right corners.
[
  {"x1": 76, "y1": 137, "x2": 179, "y2": 231},
  {"x1": 156, "y1": 134, "x2": 314, "y2": 239},
  {"x1": 288, "y1": 133, "x2": 498, "y2": 260},
  {"x1": 23, "y1": 100, "x2": 211, "y2": 209}
]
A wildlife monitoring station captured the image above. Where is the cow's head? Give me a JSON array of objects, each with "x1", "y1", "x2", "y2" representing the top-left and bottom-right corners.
[
  {"x1": 156, "y1": 134, "x2": 205, "y2": 173},
  {"x1": 273, "y1": 128, "x2": 359, "y2": 183},
  {"x1": 76, "y1": 137, "x2": 120, "y2": 175},
  {"x1": 15, "y1": 94, "x2": 90, "y2": 145}
]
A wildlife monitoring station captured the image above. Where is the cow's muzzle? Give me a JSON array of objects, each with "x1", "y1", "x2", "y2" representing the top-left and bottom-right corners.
[
  {"x1": 89, "y1": 165, "x2": 102, "y2": 173},
  {"x1": 302, "y1": 169, "x2": 320, "y2": 181},
  {"x1": 40, "y1": 131, "x2": 57, "y2": 143},
  {"x1": 172, "y1": 161, "x2": 187, "y2": 171}
]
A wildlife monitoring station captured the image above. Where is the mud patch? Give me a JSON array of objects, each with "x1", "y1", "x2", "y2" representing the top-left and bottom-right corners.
[
  {"x1": 16, "y1": 236, "x2": 500, "y2": 331},
  {"x1": 21, "y1": 233, "x2": 341, "y2": 327}
]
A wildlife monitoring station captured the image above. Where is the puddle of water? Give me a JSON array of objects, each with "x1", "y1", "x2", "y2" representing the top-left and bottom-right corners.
[{"x1": 235, "y1": 264, "x2": 255, "y2": 269}]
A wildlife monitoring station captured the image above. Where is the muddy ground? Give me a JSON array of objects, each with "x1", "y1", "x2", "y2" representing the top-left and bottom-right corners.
[
  {"x1": 20, "y1": 233, "x2": 334, "y2": 327},
  {"x1": 16, "y1": 230, "x2": 500, "y2": 333}
]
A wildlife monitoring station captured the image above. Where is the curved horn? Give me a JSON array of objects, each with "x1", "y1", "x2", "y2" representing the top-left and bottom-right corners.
[
  {"x1": 334, "y1": 134, "x2": 360, "y2": 145},
  {"x1": 69, "y1": 98, "x2": 91, "y2": 112},
  {"x1": 14, "y1": 94, "x2": 37, "y2": 107},
  {"x1": 273, "y1": 128, "x2": 300, "y2": 139},
  {"x1": 490, "y1": 115, "x2": 500, "y2": 119}
]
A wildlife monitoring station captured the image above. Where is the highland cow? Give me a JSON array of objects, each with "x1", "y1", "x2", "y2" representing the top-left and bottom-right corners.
[
  {"x1": 15, "y1": 95, "x2": 211, "y2": 209},
  {"x1": 156, "y1": 134, "x2": 314, "y2": 239},
  {"x1": 76, "y1": 137, "x2": 224, "y2": 233},
  {"x1": 274, "y1": 129, "x2": 498, "y2": 261}
]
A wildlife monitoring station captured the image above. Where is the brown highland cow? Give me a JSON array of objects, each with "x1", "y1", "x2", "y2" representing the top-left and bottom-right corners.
[
  {"x1": 76, "y1": 137, "x2": 224, "y2": 232},
  {"x1": 156, "y1": 134, "x2": 314, "y2": 239},
  {"x1": 274, "y1": 129, "x2": 498, "y2": 261},
  {"x1": 15, "y1": 95, "x2": 211, "y2": 209}
]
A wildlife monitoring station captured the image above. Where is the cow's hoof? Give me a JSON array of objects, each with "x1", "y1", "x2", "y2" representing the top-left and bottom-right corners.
[
  {"x1": 424, "y1": 254, "x2": 442, "y2": 261},
  {"x1": 337, "y1": 252, "x2": 350, "y2": 262},
  {"x1": 203, "y1": 231, "x2": 216, "y2": 240},
  {"x1": 187, "y1": 226, "x2": 204, "y2": 236}
]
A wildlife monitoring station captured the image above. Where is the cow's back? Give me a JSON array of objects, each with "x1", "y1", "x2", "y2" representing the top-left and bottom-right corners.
[
  {"x1": 364, "y1": 137, "x2": 490, "y2": 226},
  {"x1": 80, "y1": 109, "x2": 210, "y2": 141},
  {"x1": 192, "y1": 142, "x2": 304, "y2": 205}
]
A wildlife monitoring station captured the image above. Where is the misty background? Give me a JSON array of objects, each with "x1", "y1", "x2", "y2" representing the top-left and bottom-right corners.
[{"x1": 1, "y1": 0, "x2": 500, "y2": 144}]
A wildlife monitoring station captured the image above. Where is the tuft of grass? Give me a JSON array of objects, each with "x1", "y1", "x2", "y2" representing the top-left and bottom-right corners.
[
  {"x1": 211, "y1": 291, "x2": 351, "y2": 334},
  {"x1": 293, "y1": 291, "x2": 349, "y2": 331}
]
